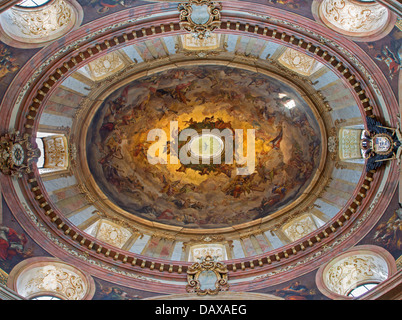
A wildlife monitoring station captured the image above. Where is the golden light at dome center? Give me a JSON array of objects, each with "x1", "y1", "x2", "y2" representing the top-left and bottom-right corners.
[{"x1": 189, "y1": 133, "x2": 224, "y2": 160}]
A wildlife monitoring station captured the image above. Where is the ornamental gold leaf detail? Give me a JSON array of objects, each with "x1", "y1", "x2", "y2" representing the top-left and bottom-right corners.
[
  {"x1": 282, "y1": 214, "x2": 318, "y2": 242},
  {"x1": 24, "y1": 265, "x2": 86, "y2": 300},
  {"x1": 186, "y1": 255, "x2": 229, "y2": 295},
  {"x1": 88, "y1": 52, "x2": 125, "y2": 81},
  {"x1": 178, "y1": 0, "x2": 222, "y2": 39},
  {"x1": 320, "y1": 0, "x2": 389, "y2": 33},
  {"x1": 338, "y1": 128, "x2": 362, "y2": 160},
  {"x1": 325, "y1": 254, "x2": 388, "y2": 295},
  {"x1": 42, "y1": 135, "x2": 69, "y2": 169},
  {"x1": 278, "y1": 48, "x2": 319, "y2": 76},
  {"x1": 96, "y1": 221, "x2": 132, "y2": 249},
  {"x1": 10, "y1": 0, "x2": 73, "y2": 37}
]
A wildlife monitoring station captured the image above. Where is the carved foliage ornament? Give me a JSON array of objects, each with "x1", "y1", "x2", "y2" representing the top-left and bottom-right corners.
[
  {"x1": 94, "y1": 220, "x2": 132, "y2": 249},
  {"x1": 186, "y1": 255, "x2": 229, "y2": 295},
  {"x1": 178, "y1": 0, "x2": 222, "y2": 40},
  {"x1": 0, "y1": 131, "x2": 40, "y2": 178}
]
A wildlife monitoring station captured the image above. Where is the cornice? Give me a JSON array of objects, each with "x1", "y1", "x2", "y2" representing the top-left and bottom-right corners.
[
  {"x1": 0, "y1": 284, "x2": 25, "y2": 300},
  {"x1": 0, "y1": 0, "x2": 19, "y2": 13},
  {"x1": 360, "y1": 269, "x2": 402, "y2": 300}
]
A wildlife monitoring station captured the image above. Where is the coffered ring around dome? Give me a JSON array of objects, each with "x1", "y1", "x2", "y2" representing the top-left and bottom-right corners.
[{"x1": 0, "y1": 2, "x2": 399, "y2": 293}]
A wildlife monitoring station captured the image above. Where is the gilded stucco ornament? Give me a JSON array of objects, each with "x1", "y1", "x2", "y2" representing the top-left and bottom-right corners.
[
  {"x1": 320, "y1": 0, "x2": 389, "y2": 33},
  {"x1": 278, "y1": 47, "x2": 322, "y2": 76},
  {"x1": 10, "y1": 0, "x2": 73, "y2": 37},
  {"x1": 87, "y1": 51, "x2": 125, "y2": 81},
  {"x1": 0, "y1": 131, "x2": 40, "y2": 178},
  {"x1": 178, "y1": 0, "x2": 222, "y2": 39},
  {"x1": 186, "y1": 255, "x2": 229, "y2": 295},
  {"x1": 361, "y1": 116, "x2": 402, "y2": 171},
  {"x1": 22, "y1": 265, "x2": 86, "y2": 300},
  {"x1": 338, "y1": 128, "x2": 363, "y2": 160},
  {"x1": 324, "y1": 254, "x2": 389, "y2": 296},
  {"x1": 42, "y1": 135, "x2": 69, "y2": 170}
]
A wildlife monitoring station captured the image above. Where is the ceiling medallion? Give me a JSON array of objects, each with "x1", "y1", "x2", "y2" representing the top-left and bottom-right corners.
[
  {"x1": 0, "y1": 131, "x2": 40, "y2": 178},
  {"x1": 178, "y1": 0, "x2": 222, "y2": 40},
  {"x1": 361, "y1": 116, "x2": 402, "y2": 171},
  {"x1": 186, "y1": 255, "x2": 229, "y2": 295}
]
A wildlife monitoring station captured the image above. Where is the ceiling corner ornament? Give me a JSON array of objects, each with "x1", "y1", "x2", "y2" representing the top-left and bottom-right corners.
[
  {"x1": 361, "y1": 116, "x2": 402, "y2": 171},
  {"x1": 178, "y1": 0, "x2": 222, "y2": 40},
  {"x1": 186, "y1": 255, "x2": 229, "y2": 295},
  {"x1": 0, "y1": 131, "x2": 40, "y2": 178}
]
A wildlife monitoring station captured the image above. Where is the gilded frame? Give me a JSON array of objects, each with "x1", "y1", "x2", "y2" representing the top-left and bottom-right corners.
[{"x1": 186, "y1": 255, "x2": 229, "y2": 295}]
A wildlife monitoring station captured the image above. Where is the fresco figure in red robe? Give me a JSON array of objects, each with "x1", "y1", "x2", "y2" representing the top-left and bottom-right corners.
[{"x1": 0, "y1": 225, "x2": 28, "y2": 261}]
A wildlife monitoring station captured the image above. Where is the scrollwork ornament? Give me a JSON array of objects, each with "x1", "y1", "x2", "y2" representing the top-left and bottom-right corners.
[
  {"x1": 361, "y1": 116, "x2": 402, "y2": 171},
  {"x1": 178, "y1": 0, "x2": 222, "y2": 40},
  {"x1": 0, "y1": 130, "x2": 40, "y2": 178},
  {"x1": 320, "y1": 0, "x2": 389, "y2": 33},
  {"x1": 10, "y1": 0, "x2": 73, "y2": 37},
  {"x1": 186, "y1": 255, "x2": 229, "y2": 295},
  {"x1": 325, "y1": 255, "x2": 387, "y2": 295},
  {"x1": 24, "y1": 265, "x2": 86, "y2": 300}
]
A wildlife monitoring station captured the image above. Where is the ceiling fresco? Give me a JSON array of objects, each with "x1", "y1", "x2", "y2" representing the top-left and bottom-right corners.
[
  {"x1": 0, "y1": 0, "x2": 400, "y2": 301},
  {"x1": 86, "y1": 65, "x2": 322, "y2": 228}
]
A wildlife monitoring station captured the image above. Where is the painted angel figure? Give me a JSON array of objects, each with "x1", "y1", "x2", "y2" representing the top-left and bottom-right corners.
[
  {"x1": 0, "y1": 44, "x2": 19, "y2": 79},
  {"x1": 87, "y1": 0, "x2": 133, "y2": 13},
  {"x1": 0, "y1": 225, "x2": 31, "y2": 261},
  {"x1": 375, "y1": 44, "x2": 401, "y2": 80}
]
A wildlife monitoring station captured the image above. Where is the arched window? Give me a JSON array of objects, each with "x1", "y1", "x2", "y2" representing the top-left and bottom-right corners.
[
  {"x1": 16, "y1": 0, "x2": 52, "y2": 8},
  {"x1": 315, "y1": 245, "x2": 397, "y2": 299},
  {"x1": 30, "y1": 294, "x2": 62, "y2": 300},
  {"x1": 347, "y1": 282, "x2": 379, "y2": 298}
]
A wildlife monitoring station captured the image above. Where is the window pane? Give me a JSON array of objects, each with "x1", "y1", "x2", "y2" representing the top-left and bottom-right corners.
[
  {"x1": 31, "y1": 295, "x2": 62, "y2": 300},
  {"x1": 348, "y1": 283, "x2": 378, "y2": 297},
  {"x1": 17, "y1": 0, "x2": 51, "y2": 7}
]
